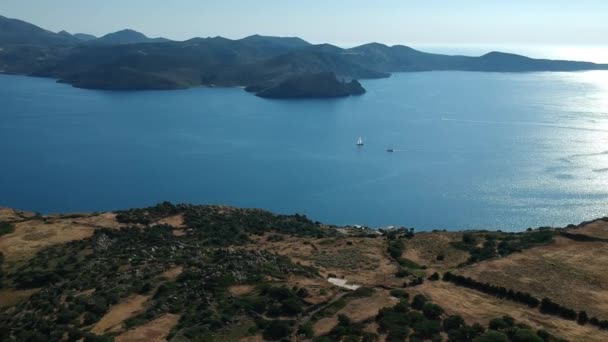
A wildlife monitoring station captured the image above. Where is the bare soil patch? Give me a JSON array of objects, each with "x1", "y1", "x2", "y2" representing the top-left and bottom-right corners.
[
  {"x1": 115, "y1": 313, "x2": 180, "y2": 342},
  {"x1": 92, "y1": 294, "x2": 150, "y2": 334},
  {"x1": 0, "y1": 288, "x2": 40, "y2": 308},
  {"x1": 172, "y1": 229, "x2": 187, "y2": 237},
  {"x1": 229, "y1": 285, "x2": 255, "y2": 296},
  {"x1": 70, "y1": 212, "x2": 124, "y2": 229},
  {"x1": 160, "y1": 266, "x2": 183, "y2": 281},
  {"x1": 156, "y1": 214, "x2": 185, "y2": 228}
]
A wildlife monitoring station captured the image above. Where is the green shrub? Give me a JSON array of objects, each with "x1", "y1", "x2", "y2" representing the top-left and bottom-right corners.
[
  {"x1": 83, "y1": 312, "x2": 100, "y2": 325},
  {"x1": 422, "y1": 303, "x2": 444, "y2": 320},
  {"x1": 411, "y1": 294, "x2": 428, "y2": 310},
  {"x1": 443, "y1": 315, "x2": 465, "y2": 331},
  {"x1": 511, "y1": 328, "x2": 544, "y2": 342},
  {"x1": 428, "y1": 272, "x2": 440, "y2": 281},
  {"x1": 388, "y1": 240, "x2": 405, "y2": 259},
  {"x1": 299, "y1": 322, "x2": 314, "y2": 338},
  {"x1": 281, "y1": 298, "x2": 303, "y2": 316},
  {"x1": 412, "y1": 319, "x2": 441, "y2": 339},
  {"x1": 390, "y1": 289, "x2": 409, "y2": 299},
  {"x1": 0, "y1": 222, "x2": 14, "y2": 236},
  {"x1": 473, "y1": 330, "x2": 509, "y2": 342},
  {"x1": 395, "y1": 268, "x2": 411, "y2": 278},
  {"x1": 352, "y1": 287, "x2": 375, "y2": 298},
  {"x1": 397, "y1": 258, "x2": 422, "y2": 269},
  {"x1": 262, "y1": 320, "x2": 291, "y2": 341},
  {"x1": 377, "y1": 306, "x2": 411, "y2": 340},
  {"x1": 296, "y1": 287, "x2": 310, "y2": 298},
  {"x1": 462, "y1": 233, "x2": 477, "y2": 245}
]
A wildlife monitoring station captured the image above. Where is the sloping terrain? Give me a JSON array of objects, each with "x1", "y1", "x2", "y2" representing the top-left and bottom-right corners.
[{"x1": 2, "y1": 203, "x2": 608, "y2": 341}]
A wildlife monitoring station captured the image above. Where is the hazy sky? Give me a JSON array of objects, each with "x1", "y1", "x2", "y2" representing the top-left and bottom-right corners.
[{"x1": 3, "y1": 0, "x2": 608, "y2": 46}]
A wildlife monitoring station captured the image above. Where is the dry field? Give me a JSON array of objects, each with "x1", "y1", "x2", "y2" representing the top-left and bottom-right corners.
[
  {"x1": 312, "y1": 289, "x2": 398, "y2": 336},
  {"x1": 92, "y1": 294, "x2": 151, "y2": 334},
  {"x1": 0, "y1": 207, "x2": 36, "y2": 222},
  {"x1": 0, "y1": 219, "x2": 97, "y2": 265},
  {"x1": 403, "y1": 231, "x2": 469, "y2": 270},
  {"x1": 460, "y1": 235, "x2": 608, "y2": 318},
  {"x1": 115, "y1": 313, "x2": 180, "y2": 342},
  {"x1": 0, "y1": 212, "x2": 124, "y2": 266},
  {"x1": 411, "y1": 281, "x2": 608, "y2": 342},
  {"x1": 0, "y1": 288, "x2": 40, "y2": 308},
  {"x1": 250, "y1": 234, "x2": 400, "y2": 287},
  {"x1": 571, "y1": 219, "x2": 608, "y2": 239}
]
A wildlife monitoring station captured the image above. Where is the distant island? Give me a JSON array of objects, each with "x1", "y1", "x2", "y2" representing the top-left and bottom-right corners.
[
  {"x1": 1, "y1": 14, "x2": 608, "y2": 98},
  {"x1": 254, "y1": 72, "x2": 366, "y2": 98}
]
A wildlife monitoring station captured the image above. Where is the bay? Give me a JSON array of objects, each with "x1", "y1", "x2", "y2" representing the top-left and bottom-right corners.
[{"x1": 1, "y1": 70, "x2": 608, "y2": 230}]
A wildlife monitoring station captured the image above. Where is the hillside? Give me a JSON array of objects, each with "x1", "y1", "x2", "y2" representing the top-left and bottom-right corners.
[
  {"x1": 2, "y1": 203, "x2": 608, "y2": 341},
  {"x1": 0, "y1": 15, "x2": 77, "y2": 46},
  {"x1": 255, "y1": 72, "x2": 366, "y2": 98},
  {"x1": 92, "y1": 29, "x2": 171, "y2": 45},
  {"x1": 1, "y1": 15, "x2": 608, "y2": 96}
]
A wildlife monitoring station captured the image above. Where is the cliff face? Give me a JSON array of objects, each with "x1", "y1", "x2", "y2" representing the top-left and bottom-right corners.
[{"x1": 255, "y1": 72, "x2": 366, "y2": 98}]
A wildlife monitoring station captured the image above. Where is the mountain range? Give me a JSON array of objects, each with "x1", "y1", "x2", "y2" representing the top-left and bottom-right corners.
[{"x1": 1, "y1": 14, "x2": 607, "y2": 97}]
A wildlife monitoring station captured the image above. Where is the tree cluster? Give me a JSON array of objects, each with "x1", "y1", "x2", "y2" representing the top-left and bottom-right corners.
[
  {"x1": 443, "y1": 272, "x2": 540, "y2": 307},
  {"x1": 444, "y1": 272, "x2": 608, "y2": 332}
]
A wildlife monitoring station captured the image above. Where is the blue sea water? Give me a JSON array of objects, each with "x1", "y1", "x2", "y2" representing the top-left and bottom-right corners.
[{"x1": 2, "y1": 71, "x2": 608, "y2": 231}]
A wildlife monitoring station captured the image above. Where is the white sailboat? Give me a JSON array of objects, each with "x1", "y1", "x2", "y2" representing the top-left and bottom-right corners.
[{"x1": 356, "y1": 136, "x2": 364, "y2": 146}]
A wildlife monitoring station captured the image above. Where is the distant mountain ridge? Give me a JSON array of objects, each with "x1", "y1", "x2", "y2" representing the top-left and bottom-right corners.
[
  {"x1": 0, "y1": 15, "x2": 77, "y2": 46},
  {"x1": 92, "y1": 29, "x2": 171, "y2": 45},
  {"x1": 1, "y1": 14, "x2": 607, "y2": 97}
]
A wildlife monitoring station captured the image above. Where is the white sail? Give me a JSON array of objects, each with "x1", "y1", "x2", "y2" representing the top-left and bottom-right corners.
[{"x1": 356, "y1": 136, "x2": 364, "y2": 145}]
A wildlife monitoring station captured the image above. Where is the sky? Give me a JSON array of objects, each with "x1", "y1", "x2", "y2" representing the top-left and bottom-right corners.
[{"x1": 3, "y1": 0, "x2": 608, "y2": 47}]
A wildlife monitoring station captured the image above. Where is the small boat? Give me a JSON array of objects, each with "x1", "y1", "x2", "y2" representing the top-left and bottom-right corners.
[
  {"x1": 386, "y1": 149, "x2": 394, "y2": 152},
  {"x1": 356, "y1": 136, "x2": 364, "y2": 146}
]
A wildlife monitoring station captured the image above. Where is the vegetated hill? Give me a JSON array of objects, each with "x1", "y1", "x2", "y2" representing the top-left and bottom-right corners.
[
  {"x1": 72, "y1": 33, "x2": 97, "y2": 42},
  {"x1": 91, "y1": 29, "x2": 171, "y2": 45},
  {"x1": 255, "y1": 72, "x2": 366, "y2": 98},
  {"x1": 345, "y1": 42, "x2": 472, "y2": 72},
  {"x1": 30, "y1": 36, "x2": 319, "y2": 90},
  {"x1": 2, "y1": 203, "x2": 608, "y2": 341},
  {"x1": 470, "y1": 51, "x2": 604, "y2": 71},
  {"x1": 2, "y1": 14, "x2": 608, "y2": 96},
  {"x1": 0, "y1": 15, "x2": 78, "y2": 46},
  {"x1": 58, "y1": 31, "x2": 97, "y2": 43},
  {"x1": 238, "y1": 34, "x2": 311, "y2": 50}
]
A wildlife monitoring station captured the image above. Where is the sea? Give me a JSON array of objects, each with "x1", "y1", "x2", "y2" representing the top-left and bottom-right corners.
[{"x1": 2, "y1": 46, "x2": 608, "y2": 231}]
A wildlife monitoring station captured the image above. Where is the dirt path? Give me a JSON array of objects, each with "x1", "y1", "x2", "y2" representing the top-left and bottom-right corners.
[{"x1": 290, "y1": 291, "x2": 349, "y2": 341}]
